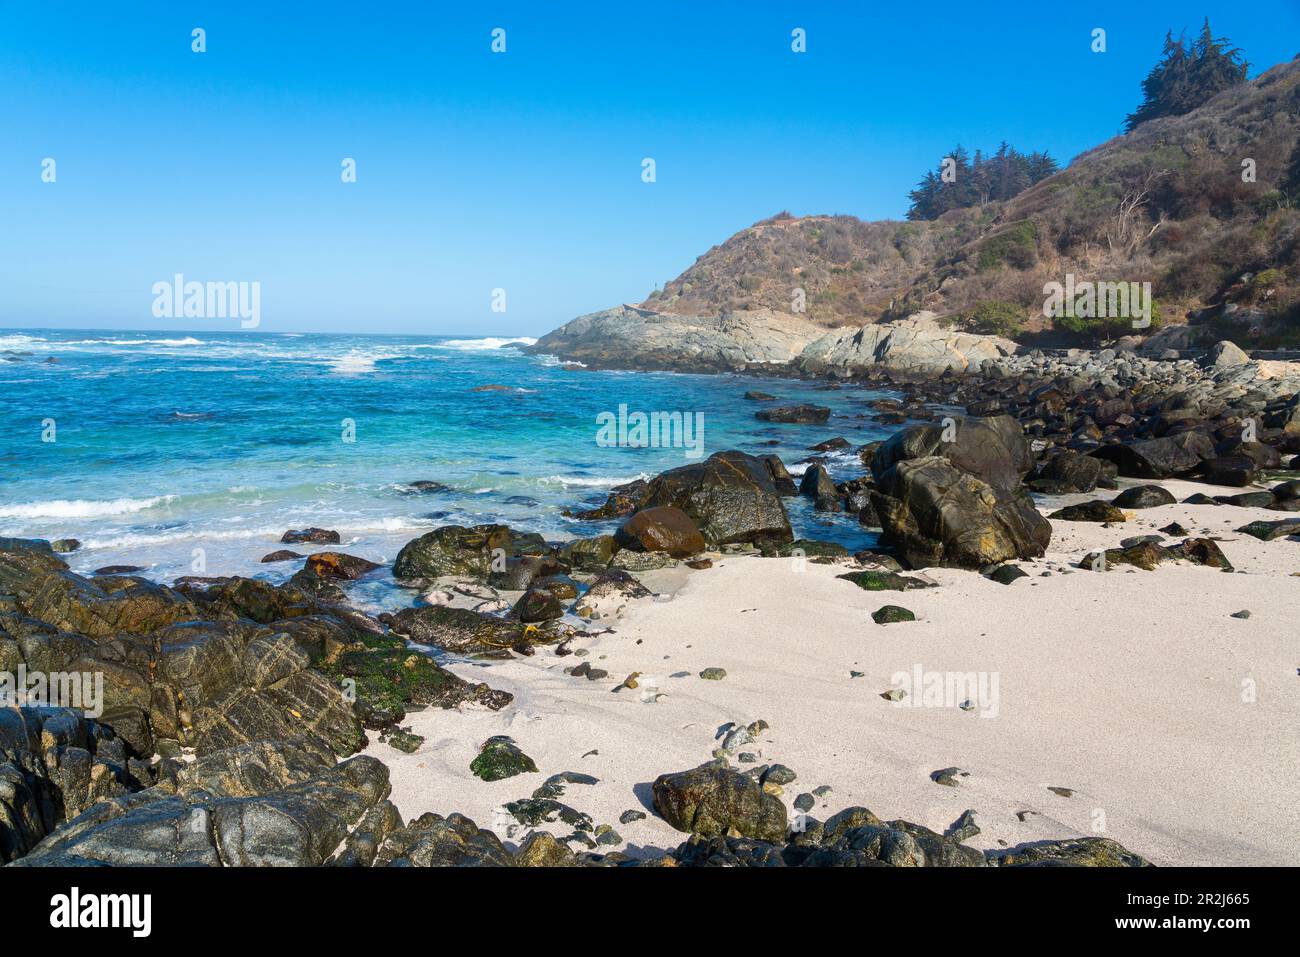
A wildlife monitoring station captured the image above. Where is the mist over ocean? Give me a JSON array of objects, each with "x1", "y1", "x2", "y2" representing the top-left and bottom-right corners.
[{"x1": 0, "y1": 329, "x2": 893, "y2": 608}]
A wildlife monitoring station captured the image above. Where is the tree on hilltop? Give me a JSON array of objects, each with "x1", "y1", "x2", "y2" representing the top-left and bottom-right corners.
[{"x1": 1124, "y1": 19, "x2": 1248, "y2": 132}]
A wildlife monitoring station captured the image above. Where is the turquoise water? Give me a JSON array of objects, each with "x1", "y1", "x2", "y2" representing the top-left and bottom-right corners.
[{"x1": 0, "y1": 329, "x2": 899, "y2": 609}]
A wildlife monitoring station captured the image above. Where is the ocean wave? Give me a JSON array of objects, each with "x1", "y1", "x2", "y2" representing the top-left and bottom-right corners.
[
  {"x1": 70, "y1": 337, "x2": 206, "y2": 347},
  {"x1": 540, "y1": 473, "x2": 647, "y2": 487},
  {"x1": 75, "y1": 515, "x2": 436, "y2": 550},
  {"x1": 0, "y1": 495, "x2": 176, "y2": 520},
  {"x1": 425, "y1": 337, "x2": 537, "y2": 352},
  {"x1": 0, "y1": 334, "x2": 48, "y2": 349},
  {"x1": 531, "y1": 353, "x2": 585, "y2": 368}
]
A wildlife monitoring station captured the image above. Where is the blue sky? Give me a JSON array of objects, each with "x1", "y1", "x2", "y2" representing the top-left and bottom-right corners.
[{"x1": 2, "y1": 2, "x2": 1297, "y2": 336}]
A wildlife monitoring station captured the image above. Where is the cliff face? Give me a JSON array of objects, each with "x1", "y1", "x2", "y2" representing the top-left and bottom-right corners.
[
  {"x1": 528, "y1": 305, "x2": 1017, "y2": 377},
  {"x1": 527, "y1": 304, "x2": 826, "y2": 372},
  {"x1": 531, "y1": 56, "x2": 1300, "y2": 373}
]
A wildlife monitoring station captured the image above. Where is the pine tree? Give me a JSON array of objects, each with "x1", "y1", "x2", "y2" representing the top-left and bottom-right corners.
[
  {"x1": 906, "y1": 144, "x2": 1057, "y2": 221},
  {"x1": 1124, "y1": 20, "x2": 1248, "y2": 132}
]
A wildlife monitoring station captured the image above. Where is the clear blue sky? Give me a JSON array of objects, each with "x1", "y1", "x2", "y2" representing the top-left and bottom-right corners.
[{"x1": 2, "y1": 2, "x2": 1297, "y2": 336}]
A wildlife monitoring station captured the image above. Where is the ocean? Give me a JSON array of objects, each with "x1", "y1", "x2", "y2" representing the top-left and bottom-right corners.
[{"x1": 0, "y1": 329, "x2": 900, "y2": 611}]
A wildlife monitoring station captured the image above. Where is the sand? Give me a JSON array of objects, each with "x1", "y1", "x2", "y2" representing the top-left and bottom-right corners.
[{"x1": 366, "y1": 478, "x2": 1300, "y2": 866}]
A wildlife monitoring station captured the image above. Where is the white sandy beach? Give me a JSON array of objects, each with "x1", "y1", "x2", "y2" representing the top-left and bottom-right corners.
[{"x1": 367, "y1": 478, "x2": 1300, "y2": 866}]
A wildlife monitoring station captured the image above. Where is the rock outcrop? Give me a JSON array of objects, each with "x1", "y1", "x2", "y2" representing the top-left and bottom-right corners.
[
  {"x1": 526, "y1": 304, "x2": 824, "y2": 371},
  {"x1": 798, "y1": 312, "x2": 1017, "y2": 377}
]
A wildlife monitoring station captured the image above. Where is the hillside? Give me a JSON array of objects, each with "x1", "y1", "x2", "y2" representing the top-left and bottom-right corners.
[{"x1": 633, "y1": 54, "x2": 1300, "y2": 346}]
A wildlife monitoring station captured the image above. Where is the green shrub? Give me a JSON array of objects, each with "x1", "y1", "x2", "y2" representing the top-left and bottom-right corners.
[
  {"x1": 976, "y1": 221, "x2": 1038, "y2": 271},
  {"x1": 968, "y1": 300, "x2": 1025, "y2": 337}
]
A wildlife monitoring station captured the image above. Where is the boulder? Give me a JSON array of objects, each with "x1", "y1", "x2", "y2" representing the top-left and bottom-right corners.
[
  {"x1": 755, "y1": 404, "x2": 831, "y2": 424},
  {"x1": 555, "y1": 535, "x2": 617, "y2": 570},
  {"x1": 305, "y1": 552, "x2": 381, "y2": 581},
  {"x1": 392, "y1": 524, "x2": 545, "y2": 580},
  {"x1": 652, "y1": 762, "x2": 787, "y2": 842},
  {"x1": 385, "y1": 605, "x2": 568, "y2": 655},
  {"x1": 871, "y1": 458, "x2": 1050, "y2": 569},
  {"x1": 1201, "y1": 340, "x2": 1250, "y2": 368},
  {"x1": 1111, "y1": 485, "x2": 1176, "y2": 509},
  {"x1": 1090, "y1": 432, "x2": 1215, "y2": 479},
  {"x1": 511, "y1": 587, "x2": 564, "y2": 623},
  {"x1": 636, "y1": 451, "x2": 793, "y2": 546},
  {"x1": 871, "y1": 415, "x2": 1033, "y2": 494},
  {"x1": 374, "y1": 811, "x2": 515, "y2": 867},
  {"x1": 614, "y1": 506, "x2": 706, "y2": 557},
  {"x1": 1035, "y1": 450, "x2": 1104, "y2": 493},
  {"x1": 1198, "y1": 455, "x2": 1257, "y2": 487},
  {"x1": 1049, "y1": 501, "x2": 1127, "y2": 523},
  {"x1": 799, "y1": 463, "x2": 838, "y2": 502},
  {"x1": 15, "y1": 756, "x2": 392, "y2": 867},
  {"x1": 281, "y1": 528, "x2": 341, "y2": 544},
  {"x1": 760, "y1": 455, "x2": 799, "y2": 496}
]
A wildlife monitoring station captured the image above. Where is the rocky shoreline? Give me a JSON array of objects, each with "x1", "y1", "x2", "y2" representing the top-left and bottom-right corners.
[{"x1": 4, "y1": 330, "x2": 1299, "y2": 866}]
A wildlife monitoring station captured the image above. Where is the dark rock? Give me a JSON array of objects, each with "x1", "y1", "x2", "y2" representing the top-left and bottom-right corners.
[
  {"x1": 871, "y1": 415, "x2": 1033, "y2": 494},
  {"x1": 810, "y1": 437, "x2": 850, "y2": 452},
  {"x1": 1169, "y1": 538, "x2": 1233, "y2": 570},
  {"x1": 260, "y1": 550, "x2": 303, "y2": 563},
  {"x1": 871, "y1": 458, "x2": 1051, "y2": 569},
  {"x1": 759, "y1": 455, "x2": 799, "y2": 496},
  {"x1": 871, "y1": 605, "x2": 915, "y2": 624},
  {"x1": 555, "y1": 535, "x2": 617, "y2": 570},
  {"x1": 1090, "y1": 432, "x2": 1215, "y2": 479},
  {"x1": 512, "y1": 587, "x2": 564, "y2": 623},
  {"x1": 986, "y1": 564, "x2": 1029, "y2": 584},
  {"x1": 374, "y1": 811, "x2": 515, "y2": 867},
  {"x1": 1111, "y1": 485, "x2": 1177, "y2": 509},
  {"x1": 1035, "y1": 451, "x2": 1104, "y2": 493},
  {"x1": 281, "y1": 528, "x2": 341, "y2": 544},
  {"x1": 392, "y1": 524, "x2": 543, "y2": 580},
  {"x1": 945, "y1": 809, "x2": 980, "y2": 842},
  {"x1": 799, "y1": 463, "x2": 839, "y2": 504},
  {"x1": 1235, "y1": 519, "x2": 1300, "y2": 541},
  {"x1": 1199, "y1": 455, "x2": 1257, "y2": 487},
  {"x1": 755, "y1": 404, "x2": 831, "y2": 424},
  {"x1": 386, "y1": 604, "x2": 563, "y2": 655},
  {"x1": 1049, "y1": 501, "x2": 1127, "y2": 523},
  {"x1": 652, "y1": 762, "x2": 787, "y2": 842},
  {"x1": 836, "y1": 570, "x2": 935, "y2": 591},
  {"x1": 614, "y1": 506, "x2": 706, "y2": 557},
  {"x1": 636, "y1": 450, "x2": 793, "y2": 546},
  {"x1": 470, "y1": 736, "x2": 538, "y2": 782},
  {"x1": 305, "y1": 552, "x2": 381, "y2": 581},
  {"x1": 993, "y1": 837, "x2": 1151, "y2": 867}
]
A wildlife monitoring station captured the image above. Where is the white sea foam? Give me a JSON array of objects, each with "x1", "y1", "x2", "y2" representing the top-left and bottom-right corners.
[
  {"x1": 328, "y1": 350, "x2": 382, "y2": 374},
  {"x1": 427, "y1": 337, "x2": 537, "y2": 352},
  {"x1": 0, "y1": 334, "x2": 48, "y2": 349},
  {"x1": 0, "y1": 496, "x2": 175, "y2": 520},
  {"x1": 540, "y1": 474, "x2": 647, "y2": 487},
  {"x1": 70, "y1": 337, "x2": 205, "y2": 347}
]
